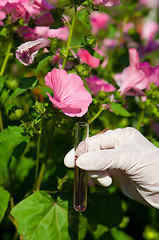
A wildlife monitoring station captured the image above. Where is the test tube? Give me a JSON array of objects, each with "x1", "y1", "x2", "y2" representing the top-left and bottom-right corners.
[{"x1": 73, "y1": 122, "x2": 89, "y2": 212}]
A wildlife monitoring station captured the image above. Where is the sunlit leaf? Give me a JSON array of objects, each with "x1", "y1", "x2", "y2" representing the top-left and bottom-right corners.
[
  {"x1": 0, "y1": 186, "x2": 10, "y2": 222},
  {"x1": 0, "y1": 125, "x2": 29, "y2": 169},
  {"x1": 35, "y1": 55, "x2": 53, "y2": 74},
  {"x1": 111, "y1": 103, "x2": 131, "y2": 117},
  {"x1": 11, "y1": 191, "x2": 87, "y2": 240},
  {"x1": 5, "y1": 76, "x2": 38, "y2": 110}
]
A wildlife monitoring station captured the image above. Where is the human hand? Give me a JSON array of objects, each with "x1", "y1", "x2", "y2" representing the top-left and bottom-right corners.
[{"x1": 64, "y1": 127, "x2": 159, "y2": 208}]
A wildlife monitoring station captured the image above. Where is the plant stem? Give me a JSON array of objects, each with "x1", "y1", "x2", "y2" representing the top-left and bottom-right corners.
[
  {"x1": 0, "y1": 40, "x2": 12, "y2": 76},
  {"x1": 62, "y1": 12, "x2": 77, "y2": 69},
  {"x1": 136, "y1": 108, "x2": 144, "y2": 130},
  {"x1": 35, "y1": 132, "x2": 42, "y2": 188},
  {"x1": 0, "y1": 109, "x2": 4, "y2": 131},
  {"x1": 36, "y1": 162, "x2": 46, "y2": 191},
  {"x1": 88, "y1": 107, "x2": 104, "y2": 125},
  {"x1": 36, "y1": 124, "x2": 56, "y2": 191},
  {"x1": 8, "y1": 215, "x2": 18, "y2": 230},
  {"x1": 8, "y1": 164, "x2": 14, "y2": 209}
]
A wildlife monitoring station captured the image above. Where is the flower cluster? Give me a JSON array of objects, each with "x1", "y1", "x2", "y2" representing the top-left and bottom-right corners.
[{"x1": 14, "y1": 0, "x2": 159, "y2": 118}]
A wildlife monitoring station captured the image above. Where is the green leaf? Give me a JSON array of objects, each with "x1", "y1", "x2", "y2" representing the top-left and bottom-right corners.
[
  {"x1": 5, "y1": 76, "x2": 38, "y2": 110},
  {"x1": 11, "y1": 191, "x2": 87, "y2": 240},
  {"x1": 93, "y1": 51, "x2": 104, "y2": 60},
  {"x1": 0, "y1": 186, "x2": 10, "y2": 222},
  {"x1": 0, "y1": 125, "x2": 29, "y2": 170},
  {"x1": 0, "y1": 76, "x2": 5, "y2": 92},
  {"x1": 111, "y1": 103, "x2": 131, "y2": 117},
  {"x1": 111, "y1": 228, "x2": 134, "y2": 240},
  {"x1": 78, "y1": 8, "x2": 90, "y2": 29},
  {"x1": 35, "y1": 54, "x2": 53, "y2": 74}
]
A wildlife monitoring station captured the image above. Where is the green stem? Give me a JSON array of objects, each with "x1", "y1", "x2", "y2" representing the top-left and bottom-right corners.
[
  {"x1": 70, "y1": 45, "x2": 84, "y2": 49},
  {"x1": 0, "y1": 109, "x2": 4, "y2": 131},
  {"x1": 8, "y1": 164, "x2": 14, "y2": 210},
  {"x1": 36, "y1": 162, "x2": 46, "y2": 191},
  {"x1": 62, "y1": 12, "x2": 77, "y2": 69},
  {"x1": 136, "y1": 108, "x2": 144, "y2": 130},
  {"x1": 0, "y1": 40, "x2": 12, "y2": 76},
  {"x1": 36, "y1": 124, "x2": 55, "y2": 191},
  {"x1": 35, "y1": 132, "x2": 42, "y2": 188},
  {"x1": 88, "y1": 107, "x2": 104, "y2": 125}
]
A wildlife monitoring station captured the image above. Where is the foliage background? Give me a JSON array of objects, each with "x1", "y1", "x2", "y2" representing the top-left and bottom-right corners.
[{"x1": 0, "y1": 0, "x2": 159, "y2": 239}]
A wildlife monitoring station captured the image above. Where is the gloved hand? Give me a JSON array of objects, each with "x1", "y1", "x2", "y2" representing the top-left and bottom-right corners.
[{"x1": 64, "y1": 127, "x2": 159, "y2": 209}]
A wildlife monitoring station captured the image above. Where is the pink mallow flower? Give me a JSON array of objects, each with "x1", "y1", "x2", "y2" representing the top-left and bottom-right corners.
[
  {"x1": 93, "y1": 0, "x2": 121, "y2": 6},
  {"x1": 0, "y1": 0, "x2": 55, "y2": 23},
  {"x1": 114, "y1": 48, "x2": 159, "y2": 96},
  {"x1": 44, "y1": 68, "x2": 92, "y2": 117},
  {"x1": 16, "y1": 38, "x2": 50, "y2": 66},
  {"x1": 78, "y1": 49, "x2": 100, "y2": 68},
  {"x1": 86, "y1": 75, "x2": 116, "y2": 95},
  {"x1": 89, "y1": 11, "x2": 110, "y2": 35}
]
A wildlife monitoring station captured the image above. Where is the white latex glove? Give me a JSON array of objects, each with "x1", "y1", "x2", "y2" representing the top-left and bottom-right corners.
[{"x1": 64, "y1": 127, "x2": 159, "y2": 209}]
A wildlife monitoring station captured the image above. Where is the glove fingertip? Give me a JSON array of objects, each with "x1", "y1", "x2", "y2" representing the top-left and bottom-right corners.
[
  {"x1": 97, "y1": 176, "x2": 112, "y2": 187},
  {"x1": 64, "y1": 148, "x2": 75, "y2": 168}
]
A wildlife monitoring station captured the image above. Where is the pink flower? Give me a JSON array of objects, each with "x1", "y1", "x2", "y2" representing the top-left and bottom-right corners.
[
  {"x1": 10, "y1": 4, "x2": 27, "y2": 23},
  {"x1": 139, "y1": 0, "x2": 159, "y2": 8},
  {"x1": 93, "y1": 0, "x2": 121, "y2": 6},
  {"x1": 101, "y1": 0, "x2": 121, "y2": 6},
  {"x1": 138, "y1": 21, "x2": 159, "y2": 56},
  {"x1": 78, "y1": 49, "x2": 100, "y2": 68},
  {"x1": 141, "y1": 21, "x2": 159, "y2": 42},
  {"x1": 16, "y1": 38, "x2": 50, "y2": 66},
  {"x1": 44, "y1": 68, "x2": 92, "y2": 117},
  {"x1": 47, "y1": 26, "x2": 69, "y2": 41},
  {"x1": 114, "y1": 48, "x2": 159, "y2": 96},
  {"x1": 123, "y1": 22, "x2": 135, "y2": 33},
  {"x1": 35, "y1": 12, "x2": 54, "y2": 26},
  {"x1": 21, "y1": 0, "x2": 55, "y2": 19},
  {"x1": 89, "y1": 11, "x2": 110, "y2": 34},
  {"x1": 86, "y1": 75, "x2": 116, "y2": 95},
  {"x1": 0, "y1": 10, "x2": 6, "y2": 25},
  {"x1": 17, "y1": 26, "x2": 69, "y2": 42},
  {"x1": 0, "y1": 0, "x2": 55, "y2": 23}
]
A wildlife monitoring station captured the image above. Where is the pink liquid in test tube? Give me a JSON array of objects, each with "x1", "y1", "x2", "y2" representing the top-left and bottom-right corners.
[{"x1": 73, "y1": 122, "x2": 89, "y2": 212}]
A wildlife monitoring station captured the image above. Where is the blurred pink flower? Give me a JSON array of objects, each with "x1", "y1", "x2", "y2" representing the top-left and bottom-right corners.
[
  {"x1": 141, "y1": 21, "x2": 159, "y2": 42},
  {"x1": 20, "y1": 0, "x2": 55, "y2": 19},
  {"x1": 93, "y1": 0, "x2": 121, "y2": 6},
  {"x1": 0, "y1": 0, "x2": 55, "y2": 23},
  {"x1": 17, "y1": 25, "x2": 69, "y2": 42},
  {"x1": 35, "y1": 12, "x2": 54, "y2": 26},
  {"x1": 10, "y1": 4, "x2": 28, "y2": 23},
  {"x1": 123, "y1": 22, "x2": 135, "y2": 33},
  {"x1": 44, "y1": 68, "x2": 92, "y2": 117},
  {"x1": 114, "y1": 48, "x2": 159, "y2": 96},
  {"x1": 78, "y1": 49, "x2": 100, "y2": 68},
  {"x1": 47, "y1": 26, "x2": 69, "y2": 41},
  {"x1": 86, "y1": 75, "x2": 116, "y2": 95},
  {"x1": 139, "y1": 0, "x2": 159, "y2": 8},
  {"x1": 0, "y1": 10, "x2": 6, "y2": 25},
  {"x1": 89, "y1": 11, "x2": 110, "y2": 34},
  {"x1": 16, "y1": 38, "x2": 50, "y2": 66},
  {"x1": 138, "y1": 21, "x2": 159, "y2": 56}
]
